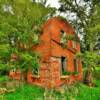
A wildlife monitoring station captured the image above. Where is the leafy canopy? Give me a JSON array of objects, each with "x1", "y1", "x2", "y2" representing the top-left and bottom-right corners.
[{"x1": 0, "y1": 0, "x2": 53, "y2": 73}]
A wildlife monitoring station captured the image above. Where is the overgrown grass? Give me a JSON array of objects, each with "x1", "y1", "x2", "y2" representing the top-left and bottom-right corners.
[
  {"x1": 0, "y1": 80, "x2": 99, "y2": 100},
  {"x1": 76, "y1": 67, "x2": 100, "y2": 100},
  {"x1": 0, "y1": 84, "x2": 44, "y2": 100},
  {"x1": 76, "y1": 80, "x2": 100, "y2": 100}
]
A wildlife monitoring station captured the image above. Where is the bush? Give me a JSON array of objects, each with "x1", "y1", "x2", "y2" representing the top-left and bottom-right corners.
[
  {"x1": 62, "y1": 71, "x2": 72, "y2": 75},
  {"x1": 0, "y1": 76, "x2": 9, "y2": 83}
]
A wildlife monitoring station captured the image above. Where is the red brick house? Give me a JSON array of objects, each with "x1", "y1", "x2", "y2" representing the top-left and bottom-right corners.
[{"x1": 9, "y1": 17, "x2": 83, "y2": 88}]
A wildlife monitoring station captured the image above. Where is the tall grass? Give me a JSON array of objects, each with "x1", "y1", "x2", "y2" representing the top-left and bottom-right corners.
[{"x1": 0, "y1": 80, "x2": 100, "y2": 100}]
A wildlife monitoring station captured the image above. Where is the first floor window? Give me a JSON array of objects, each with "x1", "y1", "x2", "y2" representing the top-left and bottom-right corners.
[
  {"x1": 61, "y1": 56, "x2": 67, "y2": 75},
  {"x1": 74, "y1": 59, "x2": 78, "y2": 72},
  {"x1": 32, "y1": 67, "x2": 39, "y2": 75}
]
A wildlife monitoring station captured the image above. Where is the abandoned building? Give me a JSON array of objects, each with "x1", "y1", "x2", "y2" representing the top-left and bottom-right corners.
[{"x1": 9, "y1": 17, "x2": 83, "y2": 88}]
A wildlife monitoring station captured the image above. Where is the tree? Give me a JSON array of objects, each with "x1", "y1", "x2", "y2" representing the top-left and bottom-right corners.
[
  {"x1": 83, "y1": 2, "x2": 100, "y2": 85},
  {"x1": 58, "y1": 0, "x2": 100, "y2": 51},
  {"x1": 0, "y1": 0, "x2": 53, "y2": 79},
  {"x1": 58, "y1": 0, "x2": 100, "y2": 85}
]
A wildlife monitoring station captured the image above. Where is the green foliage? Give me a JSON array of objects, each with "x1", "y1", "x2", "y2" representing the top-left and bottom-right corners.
[
  {"x1": 0, "y1": 0, "x2": 53, "y2": 46},
  {"x1": 60, "y1": 32, "x2": 79, "y2": 48},
  {"x1": 62, "y1": 71, "x2": 72, "y2": 75},
  {"x1": 0, "y1": 44, "x2": 10, "y2": 58},
  {"x1": 0, "y1": 0, "x2": 53, "y2": 74},
  {"x1": 0, "y1": 76, "x2": 9, "y2": 83},
  {"x1": 7, "y1": 51, "x2": 40, "y2": 73},
  {"x1": 0, "y1": 61, "x2": 7, "y2": 70},
  {"x1": 19, "y1": 52, "x2": 40, "y2": 72},
  {"x1": 72, "y1": 71, "x2": 79, "y2": 75},
  {"x1": 0, "y1": 0, "x2": 53, "y2": 45},
  {"x1": 85, "y1": 3, "x2": 100, "y2": 51},
  {"x1": 31, "y1": 34, "x2": 40, "y2": 45},
  {"x1": 62, "y1": 71, "x2": 79, "y2": 76},
  {"x1": 75, "y1": 52, "x2": 83, "y2": 60},
  {"x1": 83, "y1": 51, "x2": 99, "y2": 69},
  {"x1": 0, "y1": 44, "x2": 11, "y2": 74}
]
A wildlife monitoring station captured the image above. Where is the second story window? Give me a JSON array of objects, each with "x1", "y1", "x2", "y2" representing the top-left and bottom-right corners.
[
  {"x1": 72, "y1": 41, "x2": 77, "y2": 49},
  {"x1": 60, "y1": 30, "x2": 66, "y2": 43},
  {"x1": 60, "y1": 30, "x2": 67, "y2": 48}
]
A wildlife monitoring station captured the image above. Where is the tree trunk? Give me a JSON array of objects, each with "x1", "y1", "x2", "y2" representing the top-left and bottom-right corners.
[
  {"x1": 84, "y1": 43, "x2": 94, "y2": 86},
  {"x1": 84, "y1": 67, "x2": 93, "y2": 86}
]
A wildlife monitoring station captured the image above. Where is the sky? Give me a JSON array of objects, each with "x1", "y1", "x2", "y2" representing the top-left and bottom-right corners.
[
  {"x1": 46, "y1": 0, "x2": 60, "y2": 9},
  {"x1": 46, "y1": 0, "x2": 84, "y2": 9},
  {"x1": 35, "y1": 0, "x2": 60, "y2": 8}
]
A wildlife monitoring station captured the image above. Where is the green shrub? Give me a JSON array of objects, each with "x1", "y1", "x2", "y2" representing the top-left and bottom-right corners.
[
  {"x1": 62, "y1": 71, "x2": 72, "y2": 75},
  {"x1": 0, "y1": 76, "x2": 9, "y2": 83},
  {"x1": 72, "y1": 71, "x2": 79, "y2": 75}
]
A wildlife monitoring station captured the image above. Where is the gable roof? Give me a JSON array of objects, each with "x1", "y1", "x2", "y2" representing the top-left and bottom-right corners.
[{"x1": 42, "y1": 17, "x2": 75, "y2": 35}]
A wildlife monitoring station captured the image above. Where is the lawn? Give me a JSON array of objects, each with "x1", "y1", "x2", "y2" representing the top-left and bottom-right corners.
[
  {"x1": 76, "y1": 80, "x2": 100, "y2": 100},
  {"x1": 0, "y1": 84, "x2": 45, "y2": 100},
  {"x1": 0, "y1": 79, "x2": 99, "y2": 100},
  {"x1": 94, "y1": 67, "x2": 100, "y2": 79}
]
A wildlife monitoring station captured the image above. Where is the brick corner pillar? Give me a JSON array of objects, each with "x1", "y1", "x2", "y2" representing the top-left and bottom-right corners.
[
  {"x1": 27, "y1": 69, "x2": 33, "y2": 84},
  {"x1": 77, "y1": 59, "x2": 83, "y2": 81}
]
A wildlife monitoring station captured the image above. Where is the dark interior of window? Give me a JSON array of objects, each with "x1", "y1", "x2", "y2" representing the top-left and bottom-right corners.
[
  {"x1": 61, "y1": 56, "x2": 66, "y2": 74},
  {"x1": 32, "y1": 68, "x2": 39, "y2": 75},
  {"x1": 74, "y1": 59, "x2": 78, "y2": 72},
  {"x1": 60, "y1": 30, "x2": 64, "y2": 35}
]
